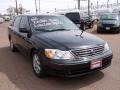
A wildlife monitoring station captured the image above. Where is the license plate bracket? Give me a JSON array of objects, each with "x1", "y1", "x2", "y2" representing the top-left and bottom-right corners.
[
  {"x1": 106, "y1": 27, "x2": 110, "y2": 30},
  {"x1": 90, "y1": 60, "x2": 102, "y2": 70}
]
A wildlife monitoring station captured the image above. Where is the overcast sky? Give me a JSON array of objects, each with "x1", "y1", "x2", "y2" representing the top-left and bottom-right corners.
[{"x1": 0, "y1": 0, "x2": 118, "y2": 14}]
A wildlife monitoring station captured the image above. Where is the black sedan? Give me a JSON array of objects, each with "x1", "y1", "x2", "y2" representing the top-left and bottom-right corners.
[
  {"x1": 81, "y1": 16, "x2": 94, "y2": 29},
  {"x1": 8, "y1": 14, "x2": 113, "y2": 77}
]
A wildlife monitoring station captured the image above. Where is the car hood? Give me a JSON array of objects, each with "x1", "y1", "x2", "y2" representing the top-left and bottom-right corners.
[{"x1": 35, "y1": 30, "x2": 105, "y2": 50}]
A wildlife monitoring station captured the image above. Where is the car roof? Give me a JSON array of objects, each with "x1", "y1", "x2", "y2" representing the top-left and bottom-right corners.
[
  {"x1": 100, "y1": 13, "x2": 119, "y2": 16},
  {"x1": 55, "y1": 10, "x2": 80, "y2": 15}
]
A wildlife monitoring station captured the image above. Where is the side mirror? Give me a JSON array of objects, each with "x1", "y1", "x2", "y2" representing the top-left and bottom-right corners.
[
  {"x1": 10, "y1": 23, "x2": 13, "y2": 26},
  {"x1": 19, "y1": 28, "x2": 29, "y2": 33}
]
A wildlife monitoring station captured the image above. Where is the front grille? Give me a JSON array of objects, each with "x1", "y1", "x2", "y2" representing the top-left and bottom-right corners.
[{"x1": 71, "y1": 45, "x2": 104, "y2": 58}]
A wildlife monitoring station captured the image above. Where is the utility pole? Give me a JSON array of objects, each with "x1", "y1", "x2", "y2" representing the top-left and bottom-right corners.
[
  {"x1": 91, "y1": 3, "x2": 93, "y2": 9},
  {"x1": 15, "y1": 0, "x2": 18, "y2": 15},
  {"x1": 88, "y1": 0, "x2": 90, "y2": 16},
  {"x1": 117, "y1": 0, "x2": 119, "y2": 6},
  {"x1": 39, "y1": 0, "x2": 40, "y2": 13},
  {"x1": 35, "y1": 0, "x2": 38, "y2": 14},
  {"x1": 107, "y1": 0, "x2": 109, "y2": 8},
  {"x1": 19, "y1": 4, "x2": 23, "y2": 14},
  {"x1": 97, "y1": 1, "x2": 99, "y2": 9},
  {"x1": 78, "y1": 0, "x2": 80, "y2": 10}
]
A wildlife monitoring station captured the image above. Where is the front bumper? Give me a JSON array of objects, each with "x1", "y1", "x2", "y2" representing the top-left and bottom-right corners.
[
  {"x1": 98, "y1": 26, "x2": 120, "y2": 32},
  {"x1": 43, "y1": 50, "x2": 113, "y2": 77}
]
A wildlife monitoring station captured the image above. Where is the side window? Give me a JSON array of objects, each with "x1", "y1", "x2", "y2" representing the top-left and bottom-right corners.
[
  {"x1": 13, "y1": 17, "x2": 21, "y2": 28},
  {"x1": 19, "y1": 16, "x2": 30, "y2": 30}
]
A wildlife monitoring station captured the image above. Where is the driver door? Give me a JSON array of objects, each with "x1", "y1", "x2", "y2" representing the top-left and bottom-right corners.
[{"x1": 18, "y1": 16, "x2": 32, "y2": 56}]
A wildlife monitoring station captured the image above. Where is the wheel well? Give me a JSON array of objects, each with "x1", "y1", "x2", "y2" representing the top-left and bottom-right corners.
[
  {"x1": 8, "y1": 35, "x2": 11, "y2": 41},
  {"x1": 30, "y1": 48, "x2": 36, "y2": 57}
]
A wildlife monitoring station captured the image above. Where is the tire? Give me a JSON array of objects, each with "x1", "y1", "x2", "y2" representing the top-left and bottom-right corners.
[
  {"x1": 116, "y1": 30, "x2": 120, "y2": 33},
  {"x1": 83, "y1": 25, "x2": 86, "y2": 31},
  {"x1": 97, "y1": 29, "x2": 101, "y2": 33},
  {"x1": 89, "y1": 24, "x2": 93, "y2": 29},
  {"x1": 81, "y1": 24, "x2": 86, "y2": 31},
  {"x1": 91, "y1": 24, "x2": 94, "y2": 28},
  {"x1": 32, "y1": 52, "x2": 46, "y2": 78},
  {"x1": 9, "y1": 39, "x2": 17, "y2": 52}
]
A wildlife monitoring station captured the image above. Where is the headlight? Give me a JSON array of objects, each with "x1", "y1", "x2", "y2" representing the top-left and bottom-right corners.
[
  {"x1": 45, "y1": 49, "x2": 73, "y2": 59},
  {"x1": 114, "y1": 22, "x2": 119, "y2": 27},
  {"x1": 104, "y1": 43, "x2": 110, "y2": 52}
]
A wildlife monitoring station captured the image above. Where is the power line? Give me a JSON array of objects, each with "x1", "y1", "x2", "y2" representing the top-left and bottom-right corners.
[{"x1": 78, "y1": 0, "x2": 80, "y2": 10}]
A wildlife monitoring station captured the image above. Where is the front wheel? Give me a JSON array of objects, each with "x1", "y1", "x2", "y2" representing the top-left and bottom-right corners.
[
  {"x1": 32, "y1": 52, "x2": 46, "y2": 78},
  {"x1": 116, "y1": 30, "x2": 120, "y2": 33},
  {"x1": 97, "y1": 29, "x2": 102, "y2": 33}
]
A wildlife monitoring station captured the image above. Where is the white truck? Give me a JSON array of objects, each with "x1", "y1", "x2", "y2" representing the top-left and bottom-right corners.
[
  {"x1": 0, "y1": 17, "x2": 4, "y2": 23},
  {"x1": 4, "y1": 16, "x2": 10, "y2": 21}
]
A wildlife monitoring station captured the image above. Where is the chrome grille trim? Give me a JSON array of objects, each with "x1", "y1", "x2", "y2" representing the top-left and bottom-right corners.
[{"x1": 70, "y1": 45, "x2": 104, "y2": 58}]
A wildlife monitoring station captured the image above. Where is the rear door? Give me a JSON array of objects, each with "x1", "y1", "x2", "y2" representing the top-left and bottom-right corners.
[{"x1": 9, "y1": 16, "x2": 21, "y2": 48}]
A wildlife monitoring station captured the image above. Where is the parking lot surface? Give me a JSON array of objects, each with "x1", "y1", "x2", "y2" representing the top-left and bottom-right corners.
[{"x1": 0, "y1": 22, "x2": 120, "y2": 90}]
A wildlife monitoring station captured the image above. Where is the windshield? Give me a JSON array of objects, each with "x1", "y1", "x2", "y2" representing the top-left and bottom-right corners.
[
  {"x1": 29, "y1": 15, "x2": 79, "y2": 32},
  {"x1": 100, "y1": 14, "x2": 119, "y2": 20}
]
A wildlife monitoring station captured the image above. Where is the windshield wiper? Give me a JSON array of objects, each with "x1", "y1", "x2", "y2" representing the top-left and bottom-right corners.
[
  {"x1": 35, "y1": 29, "x2": 50, "y2": 32},
  {"x1": 50, "y1": 29, "x2": 71, "y2": 32}
]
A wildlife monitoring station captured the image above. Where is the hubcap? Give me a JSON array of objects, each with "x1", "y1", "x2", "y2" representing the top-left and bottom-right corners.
[
  {"x1": 33, "y1": 54, "x2": 41, "y2": 74},
  {"x1": 84, "y1": 25, "x2": 86, "y2": 30}
]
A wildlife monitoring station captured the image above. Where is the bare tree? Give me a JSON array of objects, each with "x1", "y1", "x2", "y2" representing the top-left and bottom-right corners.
[
  {"x1": 7, "y1": 5, "x2": 27, "y2": 16},
  {"x1": 18, "y1": 4, "x2": 26, "y2": 14},
  {"x1": 6, "y1": 6, "x2": 15, "y2": 16}
]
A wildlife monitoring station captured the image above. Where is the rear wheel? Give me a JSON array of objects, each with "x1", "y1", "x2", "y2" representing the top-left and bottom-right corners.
[
  {"x1": 91, "y1": 24, "x2": 94, "y2": 28},
  {"x1": 32, "y1": 52, "x2": 46, "y2": 78},
  {"x1": 89, "y1": 23, "x2": 93, "y2": 29}
]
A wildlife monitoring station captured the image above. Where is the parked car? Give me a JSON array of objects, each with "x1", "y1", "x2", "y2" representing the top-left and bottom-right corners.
[
  {"x1": 81, "y1": 16, "x2": 94, "y2": 29},
  {"x1": 0, "y1": 17, "x2": 4, "y2": 23},
  {"x1": 4, "y1": 16, "x2": 10, "y2": 21},
  {"x1": 97, "y1": 13, "x2": 120, "y2": 33},
  {"x1": 8, "y1": 14, "x2": 113, "y2": 78},
  {"x1": 56, "y1": 11, "x2": 86, "y2": 31}
]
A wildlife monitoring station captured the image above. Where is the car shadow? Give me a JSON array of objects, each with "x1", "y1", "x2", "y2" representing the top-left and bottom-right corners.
[{"x1": 0, "y1": 46, "x2": 104, "y2": 90}]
